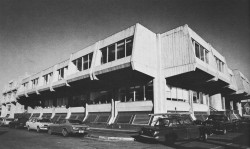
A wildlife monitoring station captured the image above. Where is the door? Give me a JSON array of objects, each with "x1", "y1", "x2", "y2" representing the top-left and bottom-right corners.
[{"x1": 171, "y1": 119, "x2": 188, "y2": 140}]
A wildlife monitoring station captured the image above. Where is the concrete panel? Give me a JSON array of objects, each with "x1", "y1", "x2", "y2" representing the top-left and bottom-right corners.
[
  {"x1": 131, "y1": 23, "x2": 158, "y2": 77},
  {"x1": 193, "y1": 103, "x2": 209, "y2": 112},
  {"x1": 166, "y1": 100, "x2": 190, "y2": 111},
  {"x1": 116, "y1": 100, "x2": 153, "y2": 112},
  {"x1": 86, "y1": 104, "x2": 111, "y2": 112}
]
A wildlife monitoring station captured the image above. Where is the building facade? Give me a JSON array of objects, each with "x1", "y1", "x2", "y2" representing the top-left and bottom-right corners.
[{"x1": 1, "y1": 24, "x2": 250, "y2": 128}]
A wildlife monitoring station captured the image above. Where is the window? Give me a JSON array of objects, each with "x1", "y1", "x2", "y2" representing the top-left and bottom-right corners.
[
  {"x1": 7, "y1": 105, "x2": 11, "y2": 111},
  {"x1": 43, "y1": 73, "x2": 53, "y2": 85},
  {"x1": 72, "y1": 52, "x2": 93, "y2": 71},
  {"x1": 58, "y1": 67, "x2": 67, "y2": 80},
  {"x1": 215, "y1": 57, "x2": 224, "y2": 72},
  {"x1": 108, "y1": 44, "x2": 116, "y2": 62},
  {"x1": 31, "y1": 78, "x2": 39, "y2": 89},
  {"x1": 23, "y1": 82, "x2": 29, "y2": 89},
  {"x1": 132, "y1": 114, "x2": 151, "y2": 125},
  {"x1": 126, "y1": 37, "x2": 133, "y2": 56},
  {"x1": 100, "y1": 47, "x2": 107, "y2": 64},
  {"x1": 166, "y1": 85, "x2": 188, "y2": 102},
  {"x1": 117, "y1": 40, "x2": 125, "y2": 59},
  {"x1": 57, "y1": 97, "x2": 68, "y2": 107},
  {"x1": 100, "y1": 36, "x2": 134, "y2": 64},
  {"x1": 44, "y1": 99, "x2": 53, "y2": 108},
  {"x1": 193, "y1": 39, "x2": 209, "y2": 64},
  {"x1": 119, "y1": 81, "x2": 153, "y2": 102}
]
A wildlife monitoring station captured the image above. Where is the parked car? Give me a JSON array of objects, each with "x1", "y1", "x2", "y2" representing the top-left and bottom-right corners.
[
  {"x1": 203, "y1": 114, "x2": 239, "y2": 134},
  {"x1": 47, "y1": 119, "x2": 89, "y2": 137},
  {"x1": 26, "y1": 118, "x2": 53, "y2": 132},
  {"x1": 139, "y1": 113, "x2": 212, "y2": 145},
  {"x1": 0, "y1": 118, "x2": 14, "y2": 126},
  {"x1": 9, "y1": 117, "x2": 29, "y2": 129}
]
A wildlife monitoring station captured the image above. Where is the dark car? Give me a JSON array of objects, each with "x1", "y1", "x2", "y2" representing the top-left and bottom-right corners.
[
  {"x1": 47, "y1": 119, "x2": 89, "y2": 137},
  {"x1": 139, "y1": 113, "x2": 211, "y2": 145},
  {"x1": 203, "y1": 114, "x2": 238, "y2": 134},
  {"x1": 9, "y1": 117, "x2": 29, "y2": 129}
]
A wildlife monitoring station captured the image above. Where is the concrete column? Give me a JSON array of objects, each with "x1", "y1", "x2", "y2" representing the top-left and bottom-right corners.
[
  {"x1": 189, "y1": 90, "x2": 194, "y2": 117},
  {"x1": 237, "y1": 102, "x2": 242, "y2": 116},
  {"x1": 153, "y1": 34, "x2": 167, "y2": 114},
  {"x1": 230, "y1": 101, "x2": 234, "y2": 110}
]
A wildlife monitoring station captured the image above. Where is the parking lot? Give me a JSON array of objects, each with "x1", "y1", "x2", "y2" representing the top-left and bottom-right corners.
[{"x1": 0, "y1": 126, "x2": 250, "y2": 149}]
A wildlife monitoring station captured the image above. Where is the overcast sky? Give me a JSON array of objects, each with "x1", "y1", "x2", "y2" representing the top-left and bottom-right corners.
[{"x1": 0, "y1": 0, "x2": 249, "y2": 89}]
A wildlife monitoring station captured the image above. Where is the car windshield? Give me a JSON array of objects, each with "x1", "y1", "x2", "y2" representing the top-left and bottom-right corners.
[
  {"x1": 38, "y1": 119, "x2": 51, "y2": 122},
  {"x1": 68, "y1": 120, "x2": 82, "y2": 124},
  {"x1": 208, "y1": 115, "x2": 226, "y2": 121}
]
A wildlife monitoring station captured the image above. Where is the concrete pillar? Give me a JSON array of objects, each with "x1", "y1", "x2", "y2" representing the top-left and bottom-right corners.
[
  {"x1": 189, "y1": 90, "x2": 194, "y2": 117},
  {"x1": 153, "y1": 34, "x2": 167, "y2": 114},
  {"x1": 237, "y1": 102, "x2": 242, "y2": 116},
  {"x1": 230, "y1": 101, "x2": 234, "y2": 110}
]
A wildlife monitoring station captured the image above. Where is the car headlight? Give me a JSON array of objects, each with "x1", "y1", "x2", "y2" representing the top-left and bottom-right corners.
[{"x1": 153, "y1": 131, "x2": 159, "y2": 136}]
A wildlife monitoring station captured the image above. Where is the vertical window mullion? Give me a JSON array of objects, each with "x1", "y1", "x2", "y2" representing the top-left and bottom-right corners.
[{"x1": 87, "y1": 54, "x2": 89, "y2": 69}]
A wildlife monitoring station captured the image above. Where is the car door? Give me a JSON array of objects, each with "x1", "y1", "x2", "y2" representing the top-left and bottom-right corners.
[
  {"x1": 171, "y1": 119, "x2": 188, "y2": 140},
  {"x1": 30, "y1": 119, "x2": 36, "y2": 129}
]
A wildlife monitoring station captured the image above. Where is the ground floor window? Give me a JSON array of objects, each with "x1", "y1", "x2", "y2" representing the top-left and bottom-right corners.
[
  {"x1": 132, "y1": 113, "x2": 151, "y2": 125},
  {"x1": 166, "y1": 85, "x2": 188, "y2": 102},
  {"x1": 90, "y1": 90, "x2": 112, "y2": 104},
  {"x1": 193, "y1": 91, "x2": 207, "y2": 104},
  {"x1": 119, "y1": 80, "x2": 153, "y2": 102},
  {"x1": 56, "y1": 97, "x2": 68, "y2": 107}
]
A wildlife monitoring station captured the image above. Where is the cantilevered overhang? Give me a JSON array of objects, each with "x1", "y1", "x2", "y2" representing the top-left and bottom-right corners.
[{"x1": 166, "y1": 69, "x2": 215, "y2": 93}]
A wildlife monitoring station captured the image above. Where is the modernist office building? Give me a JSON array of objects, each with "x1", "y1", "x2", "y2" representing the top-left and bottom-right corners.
[{"x1": 1, "y1": 24, "x2": 250, "y2": 129}]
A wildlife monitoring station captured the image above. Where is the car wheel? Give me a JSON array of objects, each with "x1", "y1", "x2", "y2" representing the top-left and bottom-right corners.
[
  {"x1": 48, "y1": 128, "x2": 53, "y2": 135},
  {"x1": 62, "y1": 128, "x2": 69, "y2": 137},
  {"x1": 200, "y1": 133, "x2": 208, "y2": 141},
  {"x1": 37, "y1": 127, "x2": 40, "y2": 133},
  {"x1": 222, "y1": 128, "x2": 227, "y2": 135},
  {"x1": 27, "y1": 126, "x2": 30, "y2": 131}
]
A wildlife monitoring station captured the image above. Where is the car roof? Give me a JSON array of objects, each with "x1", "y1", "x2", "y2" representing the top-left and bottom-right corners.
[{"x1": 149, "y1": 112, "x2": 192, "y2": 116}]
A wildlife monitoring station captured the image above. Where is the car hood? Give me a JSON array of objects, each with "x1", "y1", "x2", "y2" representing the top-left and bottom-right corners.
[{"x1": 40, "y1": 122, "x2": 53, "y2": 125}]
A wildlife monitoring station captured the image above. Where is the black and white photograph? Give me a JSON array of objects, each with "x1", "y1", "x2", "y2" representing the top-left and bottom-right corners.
[{"x1": 0, "y1": 0, "x2": 250, "y2": 148}]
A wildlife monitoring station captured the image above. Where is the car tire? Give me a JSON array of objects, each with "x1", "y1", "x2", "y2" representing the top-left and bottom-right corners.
[
  {"x1": 62, "y1": 128, "x2": 69, "y2": 137},
  {"x1": 48, "y1": 128, "x2": 53, "y2": 135},
  {"x1": 222, "y1": 128, "x2": 227, "y2": 135},
  {"x1": 200, "y1": 133, "x2": 208, "y2": 141},
  {"x1": 27, "y1": 126, "x2": 30, "y2": 131},
  {"x1": 37, "y1": 127, "x2": 40, "y2": 133}
]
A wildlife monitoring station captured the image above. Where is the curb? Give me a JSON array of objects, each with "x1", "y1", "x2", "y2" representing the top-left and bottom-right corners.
[{"x1": 87, "y1": 134, "x2": 135, "y2": 141}]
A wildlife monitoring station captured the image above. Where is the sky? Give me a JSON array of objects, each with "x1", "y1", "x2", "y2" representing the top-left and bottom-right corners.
[{"x1": 0, "y1": 0, "x2": 249, "y2": 90}]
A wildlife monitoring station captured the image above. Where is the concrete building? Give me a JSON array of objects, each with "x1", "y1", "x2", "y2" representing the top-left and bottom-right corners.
[{"x1": 1, "y1": 23, "x2": 250, "y2": 129}]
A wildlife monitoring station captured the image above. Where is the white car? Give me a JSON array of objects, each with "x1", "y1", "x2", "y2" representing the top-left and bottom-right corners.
[
  {"x1": 26, "y1": 118, "x2": 52, "y2": 132},
  {"x1": 0, "y1": 117, "x2": 14, "y2": 126}
]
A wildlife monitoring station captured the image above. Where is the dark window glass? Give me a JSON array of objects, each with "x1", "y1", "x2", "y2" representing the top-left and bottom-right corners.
[
  {"x1": 83, "y1": 55, "x2": 88, "y2": 70},
  {"x1": 100, "y1": 47, "x2": 107, "y2": 64},
  {"x1": 200, "y1": 46, "x2": 204, "y2": 61},
  {"x1": 108, "y1": 44, "x2": 115, "y2": 62},
  {"x1": 117, "y1": 40, "x2": 125, "y2": 59},
  {"x1": 195, "y1": 43, "x2": 200, "y2": 58},
  {"x1": 116, "y1": 115, "x2": 133, "y2": 124},
  {"x1": 132, "y1": 114, "x2": 150, "y2": 125},
  {"x1": 89, "y1": 52, "x2": 93, "y2": 68},
  {"x1": 85, "y1": 114, "x2": 98, "y2": 123},
  {"x1": 76, "y1": 58, "x2": 82, "y2": 71},
  {"x1": 96, "y1": 115, "x2": 110, "y2": 123},
  {"x1": 126, "y1": 38, "x2": 133, "y2": 56}
]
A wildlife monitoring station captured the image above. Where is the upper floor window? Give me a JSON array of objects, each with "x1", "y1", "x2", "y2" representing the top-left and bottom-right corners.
[
  {"x1": 31, "y1": 78, "x2": 39, "y2": 89},
  {"x1": 58, "y1": 66, "x2": 67, "y2": 80},
  {"x1": 215, "y1": 57, "x2": 224, "y2": 73},
  {"x1": 43, "y1": 72, "x2": 53, "y2": 85},
  {"x1": 23, "y1": 82, "x2": 29, "y2": 89},
  {"x1": 193, "y1": 39, "x2": 209, "y2": 64},
  {"x1": 72, "y1": 52, "x2": 93, "y2": 71},
  {"x1": 101, "y1": 36, "x2": 133, "y2": 64}
]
